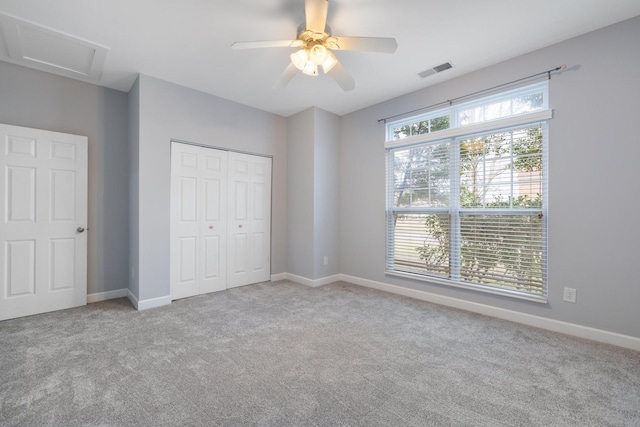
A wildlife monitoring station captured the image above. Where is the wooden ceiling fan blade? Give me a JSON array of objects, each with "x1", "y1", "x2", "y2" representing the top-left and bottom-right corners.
[
  {"x1": 274, "y1": 63, "x2": 299, "y2": 89},
  {"x1": 231, "y1": 40, "x2": 302, "y2": 49},
  {"x1": 330, "y1": 36, "x2": 398, "y2": 53},
  {"x1": 327, "y1": 62, "x2": 355, "y2": 91},
  {"x1": 305, "y1": 0, "x2": 328, "y2": 33}
]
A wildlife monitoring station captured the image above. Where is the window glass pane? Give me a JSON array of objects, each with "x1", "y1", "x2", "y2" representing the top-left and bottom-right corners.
[
  {"x1": 456, "y1": 89, "x2": 545, "y2": 127},
  {"x1": 485, "y1": 100, "x2": 512, "y2": 121},
  {"x1": 430, "y1": 115, "x2": 450, "y2": 132},
  {"x1": 459, "y1": 214, "x2": 545, "y2": 295},
  {"x1": 460, "y1": 126, "x2": 542, "y2": 208},
  {"x1": 392, "y1": 125, "x2": 411, "y2": 140},
  {"x1": 458, "y1": 107, "x2": 484, "y2": 126},
  {"x1": 513, "y1": 93, "x2": 544, "y2": 115},
  {"x1": 393, "y1": 213, "x2": 450, "y2": 278},
  {"x1": 392, "y1": 142, "x2": 450, "y2": 208}
]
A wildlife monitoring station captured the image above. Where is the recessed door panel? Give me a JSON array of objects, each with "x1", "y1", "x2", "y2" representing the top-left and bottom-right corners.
[
  {"x1": 50, "y1": 238, "x2": 75, "y2": 290},
  {"x1": 232, "y1": 233, "x2": 247, "y2": 274},
  {"x1": 6, "y1": 166, "x2": 36, "y2": 223},
  {"x1": 180, "y1": 152, "x2": 197, "y2": 169},
  {"x1": 51, "y1": 142, "x2": 76, "y2": 161},
  {"x1": 234, "y1": 181, "x2": 248, "y2": 221},
  {"x1": 252, "y1": 232, "x2": 264, "y2": 272},
  {"x1": 179, "y1": 237, "x2": 197, "y2": 283},
  {"x1": 51, "y1": 169, "x2": 75, "y2": 221},
  {"x1": 6, "y1": 136, "x2": 36, "y2": 157},
  {"x1": 5, "y1": 240, "x2": 35, "y2": 297},
  {"x1": 203, "y1": 236, "x2": 219, "y2": 279},
  {"x1": 204, "y1": 179, "x2": 220, "y2": 222},
  {"x1": 180, "y1": 177, "x2": 197, "y2": 223},
  {"x1": 253, "y1": 182, "x2": 264, "y2": 220}
]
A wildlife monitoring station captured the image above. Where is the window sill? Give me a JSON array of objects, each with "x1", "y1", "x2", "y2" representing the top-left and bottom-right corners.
[{"x1": 385, "y1": 270, "x2": 548, "y2": 304}]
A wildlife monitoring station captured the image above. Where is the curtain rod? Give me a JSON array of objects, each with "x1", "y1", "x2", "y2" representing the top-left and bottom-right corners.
[{"x1": 377, "y1": 65, "x2": 566, "y2": 124}]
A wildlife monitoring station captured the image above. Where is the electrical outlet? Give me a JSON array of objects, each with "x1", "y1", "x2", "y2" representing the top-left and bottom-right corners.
[
  {"x1": 563, "y1": 287, "x2": 577, "y2": 303},
  {"x1": 323, "y1": 256, "x2": 329, "y2": 266}
]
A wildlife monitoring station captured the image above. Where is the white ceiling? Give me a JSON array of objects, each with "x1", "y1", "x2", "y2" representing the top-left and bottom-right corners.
[{"x1": 0, "y1": 0, "x2": 639, "y2": 117}]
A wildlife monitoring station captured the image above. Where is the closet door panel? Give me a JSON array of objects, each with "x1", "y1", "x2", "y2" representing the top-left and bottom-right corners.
[{"x1": 170, "y1": 143, "x2": 227, "y2": 299}]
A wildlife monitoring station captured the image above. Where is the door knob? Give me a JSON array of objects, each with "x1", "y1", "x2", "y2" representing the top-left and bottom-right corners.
[{"x1": 77, "y1": 226, "x2": 85, "y2": 233}]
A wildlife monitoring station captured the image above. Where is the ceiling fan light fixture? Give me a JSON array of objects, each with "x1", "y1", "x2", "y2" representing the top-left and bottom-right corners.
[
  {"x1": 302, "y1": 61, "x2": 318, "y2": 76},
  {"x1": 290, "y1": 49, "x2": 309, "y2": 71},
  {"x1": 309, "y1": 44, "x2": 328, "y2": 66},
  {"x1": 321, "y1": 50, "x2": 337, "y2": 73}
]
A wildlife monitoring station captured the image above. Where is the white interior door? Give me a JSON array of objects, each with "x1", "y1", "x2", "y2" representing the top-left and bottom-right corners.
[
  {"x1": 170, "y1": 142, "x2": 227, "y2": 300},
  {"x1": 0, "y1": 123, "x2": 88, "y2": 321},
  {"x1": 227, "y1": 152, "x2": 271, "y2": 288}
]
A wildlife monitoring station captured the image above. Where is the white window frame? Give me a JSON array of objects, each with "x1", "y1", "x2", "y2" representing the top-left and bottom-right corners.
[{"x1": 385, "y1": 82, "x2": 550, "y2": 303}]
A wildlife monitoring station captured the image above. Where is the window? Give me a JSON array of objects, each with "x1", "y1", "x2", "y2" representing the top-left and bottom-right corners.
[
  {"x1": 385, "y1": 82, "x2": 549, "y2": 301},
  {"x1": 391, "y1": 113, "x2": 450, "y2": 140}
]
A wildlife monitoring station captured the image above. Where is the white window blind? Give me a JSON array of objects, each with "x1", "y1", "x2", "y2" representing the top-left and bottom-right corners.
[{"x1": 385, "y1": 83, "x2": 549, "y2": 301}]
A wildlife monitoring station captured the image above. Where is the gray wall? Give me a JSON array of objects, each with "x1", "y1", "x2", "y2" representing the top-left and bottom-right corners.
[
  {"x1": 313, "y1": 108, "x2": 340, "y2": 278},
  {"x1": 132, "y1": 74, "x2": 287, "y2": 301},
  {"x1": 286, "y1": 107, "x2": 341, "y2": 280},
  {"x1": 340, "y1": 16, "x2": 640, "y2": 338},
  {"x1": 127, "y1": 77, "x2": 140, "y2": 298},
  {"x1": 0, "y1": 61, "x2": 130, "y2": 296},
  {"x1": 286, "y1": 108, "x2": 315, "y2": 279}
]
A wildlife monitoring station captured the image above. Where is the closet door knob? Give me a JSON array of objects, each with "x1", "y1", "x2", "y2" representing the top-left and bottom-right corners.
[{"x1": 77, "y1": 226, "x2": 85, "y2": 233}]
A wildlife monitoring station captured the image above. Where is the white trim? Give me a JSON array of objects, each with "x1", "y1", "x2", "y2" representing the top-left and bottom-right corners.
[
  {"x1": 286, "y1": 273, "x2": 341, "y2": 288},
  {"x1": 127, "y1": 290, "x2": 171, "y2": 311},
  {"x1": 340, "y1": 274, "x2": 640, "y2": 351},
  {"x1": 385, "y1": 270, "x2": 547, "y2": 304},
  {"x1": 87, "y1": 288, "x2": 128, "y2": 303},
  {"x1": 385, "y1": 109, "x2": 553, "y2": 149},
  {"x1": 127, "y1": 290, "x2": 139, "y2": 309},
  {"x1": 270, "y1": 273, "x2": 288, "y2": 282}
]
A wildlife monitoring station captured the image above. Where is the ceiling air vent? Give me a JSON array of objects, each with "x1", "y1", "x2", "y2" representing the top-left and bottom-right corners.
[{"x1": 418, "y1": 62, "x2": 453, "y2": 78}]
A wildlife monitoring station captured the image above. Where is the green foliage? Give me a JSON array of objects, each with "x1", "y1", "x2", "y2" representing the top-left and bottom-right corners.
[
  {"x1": 414, "y1": 214, "x2": 449, "y2": 272},
  {"x1": 393, "y1": 115, "x2": 450, "y2": 139}
]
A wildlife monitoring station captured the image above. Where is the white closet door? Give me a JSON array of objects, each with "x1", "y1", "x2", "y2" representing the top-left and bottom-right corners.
[
  {"x1": 227, "y1": 152, "x2": 272, "y2": 288},
  {"x1": 0, "y1": 123, "x2": 87, "y2": 321},
  {"x1": 170, "y1": 143, "x2": 227, "y2": 300}
]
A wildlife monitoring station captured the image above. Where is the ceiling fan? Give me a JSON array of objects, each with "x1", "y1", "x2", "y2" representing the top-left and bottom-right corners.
[{"x1": 231, "y1": 0, "x2": 397, "y2": 91}]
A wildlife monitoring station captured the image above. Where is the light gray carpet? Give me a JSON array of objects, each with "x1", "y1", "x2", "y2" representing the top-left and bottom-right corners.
[{"x1": 1, "y1": 280, "x2": 639, "y2": 426}]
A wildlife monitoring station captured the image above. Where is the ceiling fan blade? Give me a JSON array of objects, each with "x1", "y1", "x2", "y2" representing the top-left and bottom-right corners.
[
  {"x1": 231, "y1": 40, "x2": 302, "y2": 49},
  {"x1": 274, "y1": 63, "x2": 299, "y2": 89},
  {"x1": 305, "y1": 0, "x2": 328, "y2": 33},
  {"x1": 327, "y1": 62, "x2": 355, "y2": 91},
  {"x1": 330, "y1": 36, "x2": 398, "y2": 53}
]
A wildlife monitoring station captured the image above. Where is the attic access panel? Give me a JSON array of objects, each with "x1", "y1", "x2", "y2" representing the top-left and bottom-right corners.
[{"x1": 0, "y1": 12, "x2": 108, "y2": 81}]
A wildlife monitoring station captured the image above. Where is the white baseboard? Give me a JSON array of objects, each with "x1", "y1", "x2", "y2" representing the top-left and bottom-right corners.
[
  {"x1": 340, "y1": 274, "x2": 640, "y2": 351},
  {"x1": 87, "y1": 288, "x2": 128, "y2": 303},
  {"x1": 127, "y1": 290, "x2": 171, "y2": 311},
  {"x1": 270, "y1": 273, "x2": 288, "y2": 282},
  {"x1": 285, "y1": 273, "x2": 341, "y2": 288}
]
